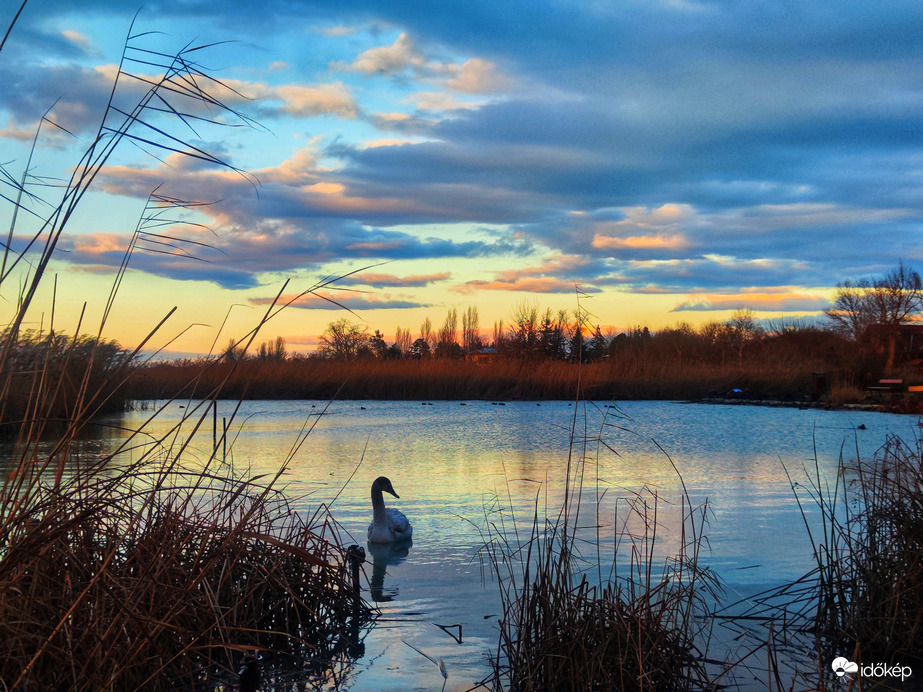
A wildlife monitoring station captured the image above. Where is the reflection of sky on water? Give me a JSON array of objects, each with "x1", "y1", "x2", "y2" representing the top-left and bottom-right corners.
[{"x1": 92, "y1": 400, "x2": 914, "y2": 690}]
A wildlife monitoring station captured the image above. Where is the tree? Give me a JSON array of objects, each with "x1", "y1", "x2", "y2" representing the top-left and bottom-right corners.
[
  {"x1": 420, "y1": 318, "x2": 434, "y2": 351},
  {"x1": 368, "y1": 330, "x2": 389, "y2": 360},
  {"x1": 826, "y1": 263, "x2": 923, "y2": 369},
  {"x1": 257, "y1": 336, "x2": 286, "y2": 360},
  {"x1": 394, "y1": 327, "x2": 412, "y2": 356},
  {"x1": 825, "y1": 279, "x2": 873, "y2": 341},
  {"x1": 224, "y1": 338, "x2": 247, "y2": 361},
  {"x1": 507, "y1": 300, "x2": 539, "y2": 358},
  {"x1": 318, "y1": 319, "x2": 368, "y2": 360},
  {"x1": 436, "y1": 308, "x2": 460, "y2": 357},
  {"x1": 462, "y1": 306, "x2": 481, "y2": 352},
  {"x1": 538, "y1": 308, "x2": 568, "y2": 360},
  {"x1": 410, "y1": 337, "x2": 431, "y2": 359},
  {"x1": 587, "y1": 325, "x2": 609, "y2": 361}
]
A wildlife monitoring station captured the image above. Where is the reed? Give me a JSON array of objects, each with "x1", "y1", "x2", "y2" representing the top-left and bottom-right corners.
[
  {"x1": 479, "y1": 405, "x2": 722, "y2": 691},
  {"x1": 798, "y1": 434, "x2": 923, "y2": 670},
  {"x1": 126, "y1": 354, "x2": 846, "y2": 403},
  {"x1": 1, "y1": 22, "x2": 371, "y2": 691},
  {"x1": 0, "y1": 458, "x2": 369, "y2": 690}
]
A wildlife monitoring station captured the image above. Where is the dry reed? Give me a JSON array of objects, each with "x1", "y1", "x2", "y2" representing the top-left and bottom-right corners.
[
  {"x1": 1, "y1": 21, "x2": 371, "y2": 692},
  {"x1": 479, "y1": 404, "x2": 722, "y2": 691}
]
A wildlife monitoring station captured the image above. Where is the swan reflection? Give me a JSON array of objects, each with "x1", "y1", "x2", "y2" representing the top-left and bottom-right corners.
[{"x1": 366, "y1": 539, "x2": 412, "y2": 602}]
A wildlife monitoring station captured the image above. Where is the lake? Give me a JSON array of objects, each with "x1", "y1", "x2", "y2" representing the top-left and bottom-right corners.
[{"x1": 96, "y1": 399, "x2": 916, "y2": 691}]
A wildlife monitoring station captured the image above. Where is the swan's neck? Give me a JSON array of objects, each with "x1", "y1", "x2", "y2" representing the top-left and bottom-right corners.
[{"x1": 371, "y1": 487, "x2": 388, "y2": 524}]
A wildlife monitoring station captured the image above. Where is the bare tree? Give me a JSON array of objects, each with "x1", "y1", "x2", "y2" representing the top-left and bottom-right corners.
[
  {"x1": 826, "y1": 263, "x2": 923, "y2": 369},
  {"x1": 420, "y1": 317, "x2": 433, "y2": 350},
  {"x1": 462, "y1": 306, "x2": 480, "y2": 352},
  {"x1": 394, "y1": 326, "x2": 412, "y2": 355},
  {"x1": 825, "y1": 279, "x2": 873, "y2": 341},
  {"x1": 257, "y1": 336, "x2": 287, "y2": 360},
  {"x1": 318, "y1": 319, "x2": 368, "y2": 360},
  {"x1": 438, "y1": 308, "x2": 458, "y2": 348}
]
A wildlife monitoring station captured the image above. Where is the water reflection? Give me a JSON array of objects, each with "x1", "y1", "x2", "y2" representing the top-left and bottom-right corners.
[
  {"x1": 70, "y1": 399, "x2": 911, "y2": 691},
  {"x1": 367, "y1": 538, "x2": 412, "y2": 602}
]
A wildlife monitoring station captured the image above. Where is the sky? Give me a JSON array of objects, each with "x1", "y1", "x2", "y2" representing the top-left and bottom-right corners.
[{"x1": 1, "y1": 0, "x2": 921, "y2": 355}]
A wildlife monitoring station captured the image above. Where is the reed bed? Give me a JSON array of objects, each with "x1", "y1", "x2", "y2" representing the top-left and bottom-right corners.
[
  {"x1": 479, "y1": 405, "x2": 722, "y2": 691},
  {"x1": 0, "y1": 459, "x2": 369, "y2": 691},
  {"x1": 127, "y1": 355, "x2": 834, "y2": 403},
  {"x1": 717, "y1": 431, "x2": 923, "y2": 689},
  {"x1": 802, "y1": 433, "x2": 923, "y2": 669}
]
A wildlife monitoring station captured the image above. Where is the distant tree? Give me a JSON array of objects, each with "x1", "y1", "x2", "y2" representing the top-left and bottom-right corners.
[
  {"x1": 508, "y1": 300, "x2": 539, "y2": 358},
  {"x1": 538, "y1": 308, "x2": 568, "y2": 360},
  {"x1": 462, "y1": 306, "x2": 481, "y2": 352},
  {"x1": 492, "y1": 319, "x2": 506, "y2": 350},
  {"x1": 318, "y1": 319, "x2": 368, "y2": 360},
  {"x1": 394, "y1": 327, "x2": 412, "y2": 356},
  {"x1": 587, "y1": 325, "x2": 609, "y2": 361},
  {"x1": 569, "y1": 324, "x2": 586, "y2": 362},
  {"x1": 725, "y1": 309, "x2": 763, "y2": 364},
  {"x1": 420, "y1": 317, "x2": 434, "y2": 350},
  {"x1": 436, "y1": 308, "x2": 460, "y2": 357},
  {"x1": 368, "y1": 330, "x2": 389, "y2": 360},
  {"x1": 257, "y1": 336, "x2": 286, "y2": 360},
  {"x1": 224, "y1": 338, "x2": 247, "y2": 361},
  {"x1": 410, "y1": 337, "x2": 431, "y2": 359}
]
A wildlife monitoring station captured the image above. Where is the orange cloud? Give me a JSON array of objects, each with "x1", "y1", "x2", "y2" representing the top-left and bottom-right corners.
[
  {"x1": 349, "y1": 272, "x2": 451, "y2": 286},
  {"x1": 591, "y1": 234, "x2": 689, "y2": 250},
  {"x1": 72, "y1": 233, "x2": 130, "y2": 254},
  {"x1": 454, "y1": 277, "x2": 577, "y2": 294},
  {"x1": 672, "y1": 290, "x2": 830, "y2": 313}
]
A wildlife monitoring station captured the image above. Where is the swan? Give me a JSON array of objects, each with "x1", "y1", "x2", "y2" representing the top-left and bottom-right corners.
[{"x1": 367, "y1": 476, "x2": 413, "y2": 543}]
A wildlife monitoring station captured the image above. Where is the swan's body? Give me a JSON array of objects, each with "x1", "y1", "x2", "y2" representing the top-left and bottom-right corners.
[{"x1": 367, "y1": 476, "x2": 413, "y2": 543}]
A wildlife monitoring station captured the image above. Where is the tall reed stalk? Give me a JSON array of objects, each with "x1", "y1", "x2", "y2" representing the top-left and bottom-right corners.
[
  {"x1": 479, "y1": 402, "x2": 722, "y2": 691},
  {"x1": 795, "y1": 434, "x2": 923, "y2": 671}
]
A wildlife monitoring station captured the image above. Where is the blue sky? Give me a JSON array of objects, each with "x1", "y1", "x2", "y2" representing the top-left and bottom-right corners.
[{"x1": 1, "y1": 0, "x2": 921, "y2": 353}]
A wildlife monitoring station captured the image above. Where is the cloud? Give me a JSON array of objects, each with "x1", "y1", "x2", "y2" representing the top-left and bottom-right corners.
[
  {"x1": 455, "y1": 277, "x2": 587, "y2": 294},
  {"x1": 447, "y1": 58, "x2": 511, "y2": 94},
  {"x1": 454, "y1": 255, "x2": 603, "y2": 294},
  {"x1": 591, "y1": 234, "x2": 690, "y2": 251},
  {"x1": 337, "y1": 31, "x2": 512, "y2": 97},
  {"x1": 342, "y1": 32, "x2": 425, "y2": 76},
  {"x1": 249, "y1": 290, "x2": 430, "y2": 311},
  {"x1": 671, "y1": 291, "x2": 831, "y2": 313},
  {"x1": 60, "y1": 30, "x2": 98, "y2": 55},
  {"x1": 337, "y1": 271, "x2": 451, "y2": 287},
  {"x1": 316, "y1": 25, "x2": 357, "y2": 37},
  {"x1": 6, "y1": 0, "x2": 923, "y2": 309},
  {"x1": 405, "y1": 91, "x2": 483, "y2": 112}
]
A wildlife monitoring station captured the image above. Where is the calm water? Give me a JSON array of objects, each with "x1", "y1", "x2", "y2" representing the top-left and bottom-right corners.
[{"x1": 93, "y1": 400, "x2": 915, "y2": 691}]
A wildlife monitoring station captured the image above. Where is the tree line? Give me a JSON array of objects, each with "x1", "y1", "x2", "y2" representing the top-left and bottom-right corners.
[{"x1": 297, "y1": 263, "x2": 922, "y2": 371}]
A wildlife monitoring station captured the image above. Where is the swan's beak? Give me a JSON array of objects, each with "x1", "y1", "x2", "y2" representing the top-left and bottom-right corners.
[{"x1": 387, "y1": 488, "x2": 400, "y2": 499}]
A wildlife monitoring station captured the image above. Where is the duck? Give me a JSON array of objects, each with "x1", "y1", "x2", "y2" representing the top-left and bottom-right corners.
[{"x1": 368, "y1": 476, "x2": 413, "y2": 543}]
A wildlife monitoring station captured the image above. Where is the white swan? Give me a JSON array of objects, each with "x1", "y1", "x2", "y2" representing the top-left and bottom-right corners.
[{"x1": 367, "y1": 476, "x2": 413, "y2": 543}]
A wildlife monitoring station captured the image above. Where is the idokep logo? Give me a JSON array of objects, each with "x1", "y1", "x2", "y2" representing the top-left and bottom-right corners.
[
  {"x1": 831, "y1": 657, "x2": 858, "y2": 678},
  {"x1": 831, "y1": 657, "x2": 913, "y2": 683}
]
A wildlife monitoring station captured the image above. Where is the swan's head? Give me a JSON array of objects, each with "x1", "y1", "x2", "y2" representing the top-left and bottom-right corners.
[{"x1": 372, "y1": 476, "x2": 399, "y2": 499}]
